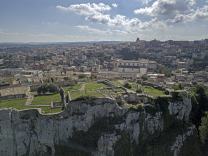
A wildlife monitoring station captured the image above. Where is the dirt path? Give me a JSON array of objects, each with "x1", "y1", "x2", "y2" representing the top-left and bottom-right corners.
[
  {"x1": 70, "y1": 83, "x2": 86, "y2": 92},
  {"x1": 25, "y1": 95, "x2": 34, "y2": 106}
]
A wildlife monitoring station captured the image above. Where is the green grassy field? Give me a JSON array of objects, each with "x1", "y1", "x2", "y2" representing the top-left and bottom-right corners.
[
  {"x1": 64, "y1": 84, "x2": 82, "y2": 91},
  {"x1": 85, "y1": 83, "x2": 108, "y2": 90},
  {"x1": 70, "y1": 83, "x2": 107, "y2": 100},
  {"x1": 0, "y1": 99, "x2": 62, "y2": 114},
  {"x1": 70, "y1": 90, "x2": 104, "y2": 100},
  {"x1": 142, "y1": 87, "x2": 165, "y2": 97},
  {"x1": 31, "y1": 93, "x2": 61, "y2": 104}
]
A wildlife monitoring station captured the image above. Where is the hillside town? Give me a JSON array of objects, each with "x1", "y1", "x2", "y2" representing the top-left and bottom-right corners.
[
  {"x1": 1, "y1": 38, "x2": 208, "y2": 155},
  {"x1": 0, "y1": 38, "x2": 208, "y2": 89}
]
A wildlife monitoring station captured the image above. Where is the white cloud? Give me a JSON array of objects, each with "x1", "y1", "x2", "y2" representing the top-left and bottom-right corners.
[
  {"x1": 142, "y1": 0, "x2": 153, "y2": 5},
  {"x1": 56, "y1": 3, "x2": 111, "y2": 16},
  {"x1": 76, "y1": 25, "x2": 111, "y2": 34},
  {"x1": 57, "y1": 3, "x2": 168, "y2": 31},
  {"x1": 42, "y1": 22, "x2": 58, "y2": 24},
  {"x1": 167, "y1": 5, "x2": 208, "y2": 23},
  {"x1": 28, "y1": 33, "x2": 58, "y2": 37},
  {"x1": 134, "y1": 0, "x2": 195, "y2": 16},
  {"x1": 112, "y1": 3, "x2": 118, "y2": 8},
  {"x1": 0, "y1": 31, "x2": 19, "y2": 35},
  {"x1": 0, "y1": 28, "x2": 7, "y2": 31}
]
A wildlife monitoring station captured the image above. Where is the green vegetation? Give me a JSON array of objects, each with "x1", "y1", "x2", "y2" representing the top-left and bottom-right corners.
[
  {"x1": 199, "y1": 112, "x2": 208, "y2": 144},
  {"x1": 90, "y1": 75, "x2": 97, "y2": 80},
  {"x1": 141, "y1": 74, "x2": 148, "y2": 81},
  {"x1": 155, "y1": 64, "x2": 172, "y2": 77},
  {"x1": 0, "y1": 99, "x2": 62, "y2": 114},
  {"x1": 143, "y1": 87, "x2": 165, "y2": 97},
  {"x1": 64, "y1": 84, "x2": 82, "y2": 91},
  {"x1": 174, "y1": 83, "x2": 184, "y2": 90},
  {"x1": 120, "y1": 47, "x2": 140, "y2": 60},
  {"x1": 31, "y1": 93, "x2": 61, "y2": 104},
  {"x1": 44, "y1": 77, "x2": 60, "y2": 83},
  {"x1": 70, "y1": 90, "x2": 104, "y2": 101},
  {"x1": 69, "y1": 83, "x2": 108, "y2": 100},
  {"x1": 0, "y1": 99, "x2": 28, "y2": 110},
  {"x1": 78, "y1": 74, "x2": 87, "y2": 79},
  {"x1": 85, "y1": 83, "x2": 108, "y2": 90},
  {"x1": 192, "y1": 58, "x2": 208, "y2": 70},
  {"x1": 123, "y1": 82, "x2": 132, "y2": 89},
  {"x1": 94, "y1": 51, "x2": 105, "y2": 57},
  {"x1": 37, "y1": 83, "x2": 59, "y2": 94}
]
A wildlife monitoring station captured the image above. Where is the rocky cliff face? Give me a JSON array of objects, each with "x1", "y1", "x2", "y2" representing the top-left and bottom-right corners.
[{"x1": 0, "y1": 96, "x2": 195, "y2": 156}]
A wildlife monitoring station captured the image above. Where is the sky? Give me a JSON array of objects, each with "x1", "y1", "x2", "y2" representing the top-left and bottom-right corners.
[{"x1": 0, "y1": 0, "x2": 208, "y2": 42}]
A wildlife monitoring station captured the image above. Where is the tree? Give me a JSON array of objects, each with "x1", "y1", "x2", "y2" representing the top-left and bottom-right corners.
[
  {"x1": 199, "y1": 112, "x2": 208, "y2": 144},
  {"x1": 123, "y1": 82, "x2": 132, "y2": 89},
  {"x1": 141, "y1": 75, "x2": 148, "y2": 81},
  {"x1": 48, "y1": 83, "x2": 59, "y2": 94},
  {"x1": 156, "y1": 65, "x2": 172, "y2": 77},
  {"x1": 64, "y1": 77, "x2": 72, "y2": 81},
  {"x1": 37, "y1": 83, "x2": 59, "y2": 94},
  {"x1": 78, "y1": 74, "x2": 87, "y2": 79},
  {"x1": 174, "y1": 83, "x2": 184, "y2": 90}
]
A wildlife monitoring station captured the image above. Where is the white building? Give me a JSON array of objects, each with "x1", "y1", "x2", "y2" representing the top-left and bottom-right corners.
[{"x1": 114, "y1": 59, "x2": 157, "y2": 74}]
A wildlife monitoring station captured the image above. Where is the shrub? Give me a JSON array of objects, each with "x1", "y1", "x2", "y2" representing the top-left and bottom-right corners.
[
  {"x1": 136, "y1": 88, "x2": 142, "y2": 93},
  {"x1": 174, "y1": 83, "x2": 184, "y2": 90},
  {"x1": 37, "y1": 83, "x2": 59, "y2": 94},
  {"x1": 64, "y1": 77, "x2": 72, "y2": 81},
  {"x1": 141, "y1": 75, "x2": 148, "y2": 81},
  {"x1": 78, "y1": 74, "x2": 87, "y2": 79},
  {"x1": 199, "y1": 112, "x2": 208, "y2": 144},
  {"x1": 68, "y1": 82, "x2": 75, "y2": 87},
  {"x1": 123, "y1": 82, "x2": 132, "y2": 89}
]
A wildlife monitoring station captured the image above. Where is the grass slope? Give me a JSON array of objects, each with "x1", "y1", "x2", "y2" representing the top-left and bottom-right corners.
[{"x1": 0, "y1": 99, "x2": 62, "y2": 114}]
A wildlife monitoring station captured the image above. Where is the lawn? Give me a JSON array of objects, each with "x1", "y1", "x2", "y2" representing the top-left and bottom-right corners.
[
  {"x1": 0, "y1": 99, "x2": 62, "y2": 114},
  {"x1": 112, "y1": 81, "x2": 123, "y2": 86},
  {"x1": 0, "y1": 99, "x2": 28, "y2": 110},
  {"x1": 85, "y1": 83, "x2": 108, "y2": 90},
  {"x1": 70, "y1": 90, "x2": 104, "y2": 100},
  {"x1": 64, "y1": 84, "x2": 82, "y2": 91},
  {"x1": 69, "y1": 83, "x2": 107, "y2": 100},
  {"x1": 142, "y1": 87, "x2": 166, "y2": 97},
  {"x1": 31, "y1": 93, "x2": 61, "y2": 104}
]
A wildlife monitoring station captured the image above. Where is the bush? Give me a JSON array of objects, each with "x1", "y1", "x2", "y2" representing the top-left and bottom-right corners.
[
  {"x1": 68, "y1": 82, "x2": 75, "y2": 87},
  {"x1": 136, "y1": 87, "x2": 142, "y2": 93},
  {"x1": 174, "y1": 83, "x2": 184, "y2": 90},
  {"x1": 37, "y1": 83, "x2": 59, "y2": 94},
  {"x1": 123, "y1": 82, "x2": 132, "y2": 89},
  {"x1": 64, "y1": 77, "x2": 72, "y2": 81},
  {"x1": 141, "y1": 75, "x2": 148, "y2": 81},
  {"x1": 91, "y1": 75, "x2": 97, "y2": 80},
  {"x1": 199, "y1": 112, "x2": 208, "y2": 144},
  {"x1": 137, "y1": 79, "x2": 141, "y2": 84},
  {"x1": 78, "y1": 74, "x2": 87, "y2": 79},
  {"x1": 73, "y1": 95, "x2": 96, "y2": 102}
]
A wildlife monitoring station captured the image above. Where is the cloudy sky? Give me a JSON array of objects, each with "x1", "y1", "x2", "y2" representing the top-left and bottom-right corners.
[{"x1": 0, "y1": 0, "x2": 208, "y2": 42}]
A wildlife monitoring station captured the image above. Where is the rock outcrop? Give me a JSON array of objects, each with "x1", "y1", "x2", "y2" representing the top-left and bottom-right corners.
[{"x1": 0, "y1": 95, "x2": 195, "y2": 156}]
